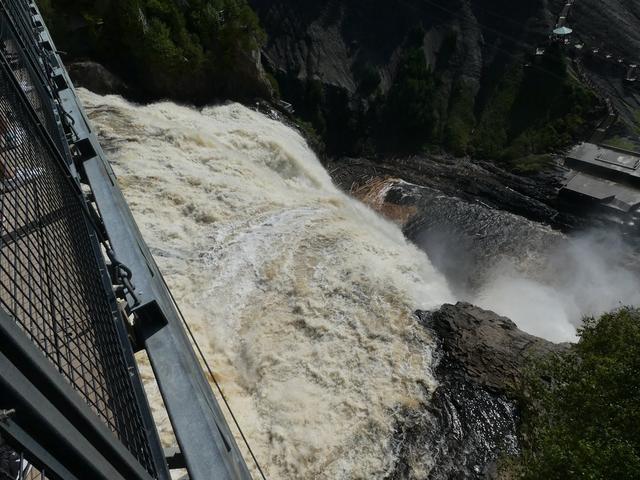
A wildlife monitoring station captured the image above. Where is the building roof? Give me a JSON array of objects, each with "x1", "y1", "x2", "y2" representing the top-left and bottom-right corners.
[
  {"x1": 566, "y1": 142, "x2": 640, "y2": 182},
  {"x1": 553, "y1": 26, "x2": 573, "y2": 35},
  {"x1": 563, "y1": 171, "x2": 640, "y2": 212}
]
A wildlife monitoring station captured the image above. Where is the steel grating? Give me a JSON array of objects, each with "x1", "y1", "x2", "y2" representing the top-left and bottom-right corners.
[
  {"x1": 0, "y1": 4, "x2": 64, "y2": 154},
  {"x1": 0, "y1": 2, "x2": 158, "y2": 477}
]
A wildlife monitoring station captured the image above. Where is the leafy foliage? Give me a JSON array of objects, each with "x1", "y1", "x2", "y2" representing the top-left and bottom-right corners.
[
  {"x1": 443, "y1": 82, "x2": 476, "y2": 156},
  {"x1": 473, "y1": 45, "x2": 598, "y2": 168},
  {"x1": 381, "y1": 45, "x2": 437, "y2": 151},
  {"x1": 473, "y1": 63, "x2": 524, "y2": 159},
  {"x1": 516, "y1": 308, "x2": 640, "y2": 479},
  {"x1": 368, "y1": 39, "x2": 597, "y2": 163},
  {"x1": 40, "y1": 0, "x2": 267, "y2": 101}
]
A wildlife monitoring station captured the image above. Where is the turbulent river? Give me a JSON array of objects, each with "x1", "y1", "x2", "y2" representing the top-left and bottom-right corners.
[
  {"x1": 80, "y1": 90, "x2": 455, "y2": 479},
  {"x1": 79, "y1": 89, "x2": 640, "y2": 478}
]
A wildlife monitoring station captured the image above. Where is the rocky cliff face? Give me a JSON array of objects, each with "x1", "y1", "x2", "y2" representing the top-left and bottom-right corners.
[
  {"x1": 250, "y1": 0, "x2": 549, "y2": 154},
  {"x1": 567, "y1": 0, "x2": 640, "y2": 143},
  {"x1": 250, "y1": 0, "x2": 638, "y2": 157},
  {"x1": 67, "y1": 61, "x2": 128, "y2": 96},
  {"x1": 424, "y1": 303, "x2": 568, "y2": 393},
  {"x1": 567, "y1": 0, "x2": 640, "y2": 62},
  {"x1": 252, "y1": 0, "x2": 549, "y2": 96}
]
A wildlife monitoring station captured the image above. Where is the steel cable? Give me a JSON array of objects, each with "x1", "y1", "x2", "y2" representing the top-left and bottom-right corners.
[{"x1": 158, "y1": 274, "x2": 269, "y2": 480}]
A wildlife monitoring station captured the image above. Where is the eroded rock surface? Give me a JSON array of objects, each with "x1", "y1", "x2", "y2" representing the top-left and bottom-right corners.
[
  {"x1": 387, "y1": 303, "x2": 567, "y2": 479},
  {"x1": 423, "y1": 302, "x2": 568, "y2": 393}
]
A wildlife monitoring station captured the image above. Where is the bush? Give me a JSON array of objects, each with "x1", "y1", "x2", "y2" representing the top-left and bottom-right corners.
[
  {"x1": 473, "y1": 63, "x2": 523, "y2": 158},
  {"x1": 443, "y1": 82, "x2": 476, "y2": 156},
  {"x1": 471, "y1": 46, "x2": 598, "y2": 162},
  {"x1": 381, "y1": 46, "x2": 437, "y2": 151},
  {"x1": 41, "y1": 0, "x2": 267, "y2": 102},
  {"x1": 516, "y1": 308, "x2": 640, "y2": 480}
]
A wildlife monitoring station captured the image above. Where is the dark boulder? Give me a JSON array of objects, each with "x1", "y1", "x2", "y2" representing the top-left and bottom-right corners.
[
  {"x1": 386, "y1": 303, "x2": 568, "y2": 479},
  {"x1": 421, "y1": 302, "x2": 569, "y2": 393},
  {"x1": 67, "y1": 61, "x2": 127, "y2": 96}
]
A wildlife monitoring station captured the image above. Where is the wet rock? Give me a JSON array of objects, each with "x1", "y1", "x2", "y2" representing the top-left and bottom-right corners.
[
  {"x1": 67, "y1": 61, "x2": 127, "y2": 95},
  {"x1": 386, "y1": 303, "x2": 568, "y2": 479},
  {"x1": 328, "y1": 154, "x2": 584, "y2": 231},
  {"x1": 421, "y1": 303, "x2": 568, "y2": 394}
]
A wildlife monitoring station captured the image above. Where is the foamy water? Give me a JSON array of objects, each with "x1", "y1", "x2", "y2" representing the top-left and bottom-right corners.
[{"x1": 79, "y1": 90, "x2": 454, "y2": 478}]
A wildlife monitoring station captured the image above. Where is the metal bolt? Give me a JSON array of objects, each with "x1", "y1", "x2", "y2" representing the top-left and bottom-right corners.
[{"x1": 0, "y1": 409, "x2": 16, "y2": 421}]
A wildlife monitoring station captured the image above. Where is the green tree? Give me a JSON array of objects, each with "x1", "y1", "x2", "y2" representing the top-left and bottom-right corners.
[
  {"x1": 41, "y1": 0, "x2": 267, "y2": 102},
  {"x1": 383, "y1": 46, "x2": 437, "y2": 151},
  {"x1": 443, "y1": 82, "x2": 476, "y2": 156},
  {"x1": 517, "y1": 308, "x2": 640, "y2": 479}
]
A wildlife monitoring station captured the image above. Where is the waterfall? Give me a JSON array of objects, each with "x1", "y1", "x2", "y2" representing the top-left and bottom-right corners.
[{"x1": 79, "y1": 90, "x2": 454, "y2": 479}]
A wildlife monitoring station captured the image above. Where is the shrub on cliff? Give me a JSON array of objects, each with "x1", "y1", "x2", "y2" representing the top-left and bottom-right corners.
[
  {"x1": 374, "y1": 39, "x2": 596, "y2": 162},
  {"x1": 442, "y1": 82, "x2": 476, "y2": 156},
  {"x1": 381, "y1": 44, "x2": 437, "y2": 152},
  {"x1": 517, "y1": 307, "x2": 640, "y2": 479},
  {"x1": 39, "y1": 0, "x2": 267, "y2": 102},
  {"x1": 473, "y1": 45, "x2": 599, "y2": 166}
]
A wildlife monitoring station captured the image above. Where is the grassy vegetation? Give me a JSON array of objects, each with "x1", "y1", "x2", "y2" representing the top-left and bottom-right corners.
[
  {"x1": 633, "y1": 109, "x2": 640, "y2": 136},
  {"x1": 603, "y1": 136, "x2": 638, "y2": 152},
  {"x1": 39, "y1": 0, "x2": 267, "y2": 102},
  {"x1": 507, "y1": 154, "x2": 554, "y2": 174},
  {"x1": 514, "y1": 308, "x2": 640, "y2": 479}
]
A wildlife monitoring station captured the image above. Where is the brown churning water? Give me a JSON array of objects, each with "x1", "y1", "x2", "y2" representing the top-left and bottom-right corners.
[{"x1": 80, "y1": 89, "x2": 453, "y2": 479}]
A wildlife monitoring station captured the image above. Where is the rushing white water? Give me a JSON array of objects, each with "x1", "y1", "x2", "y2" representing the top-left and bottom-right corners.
[{"x1": 79, "y1": 90, "x2": 454, "y2": 479}]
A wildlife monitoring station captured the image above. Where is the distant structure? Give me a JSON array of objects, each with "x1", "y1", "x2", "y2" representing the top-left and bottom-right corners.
[
  {"x1": 553, "y1": 26, "x2": 573, "y2": 36},
  {"x1": 561, "y1": 143, "x2": 640, "y2": 219}
]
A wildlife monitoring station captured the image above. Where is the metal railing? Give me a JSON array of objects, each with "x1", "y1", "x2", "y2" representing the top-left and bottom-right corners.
[
  {"x1": 1, "y1": 440, "x2": 48, "y2": 479},
  {"x1": 0, "y1": 1, "x2": 256, "y2": 478},
  {"x1": 0, "y1": 1, "x2": 164, "y2": 478},
  {"x1": 0, "y1": 1, "x2": 65, "y2": 155}
]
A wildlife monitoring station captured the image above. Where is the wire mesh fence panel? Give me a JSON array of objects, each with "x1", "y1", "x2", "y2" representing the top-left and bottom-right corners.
[
  {"x1": 0, "y1": 3, "x2": 158, "y2": 477},
  {"x1": 0, "y1": 3, "x2": 66, "y2": 155}
]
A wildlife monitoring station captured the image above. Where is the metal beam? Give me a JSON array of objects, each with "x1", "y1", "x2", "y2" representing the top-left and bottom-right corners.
[
  {"x1": 1, "y1": 420, "x2": 81, "y2": 480},
  {"x1": 25, "y1": 2, "x2": 254, "y2": 475},
  {"x1": 84, "y1": 154, "x2": 252, "y2": 479},
  {"x1": 0, "y1": 309, "x2": 154, "y2": 480},
  {"x1": 5, "y1": 3, "x2": 173, "y2": 478}
]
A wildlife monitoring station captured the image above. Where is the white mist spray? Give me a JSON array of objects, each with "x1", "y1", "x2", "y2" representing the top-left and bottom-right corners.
[
  {"x1": 410, "y1": 186, "x2": 640, "y2": 343},
  {"x1": 473, "y1": 229, "x2": 640, "y2": 342}
]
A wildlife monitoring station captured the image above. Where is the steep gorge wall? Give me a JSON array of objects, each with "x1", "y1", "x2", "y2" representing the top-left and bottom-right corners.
[
  {"x1": 250, "y1": 0, "x2": 555, "y2": 155},
  {"x1": 253, "y1": 0, "x2": 551, "y2": 95},
  {"x1": 251, "y1": 0, "x2": 637, "y2": 159},
  {"x1": 46, "y1": 0, "x2": 639, "y2": 158}
]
